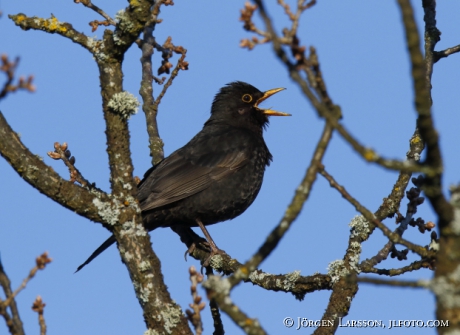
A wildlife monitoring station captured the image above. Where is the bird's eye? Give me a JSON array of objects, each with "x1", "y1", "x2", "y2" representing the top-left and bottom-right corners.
[{"x1": 242, "y1": 94, "x2": 253, "y2": 103}]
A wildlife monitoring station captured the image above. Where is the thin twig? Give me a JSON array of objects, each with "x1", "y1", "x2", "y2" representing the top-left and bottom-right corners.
[
  {"x1": 0, "y1": 54, "x2": 35, "y2": 100},
  {"x1": 31, "y1": 296, "x2": 47, "y2": 335},
  {"x1": 138, "y1": 0, "x2": 188, "y2": 165},
  {"x1": 434, "y1": 45, "x2": 460, "y2": 62},
  {"x1": 47, "y1": 142, "x2": 99, "y2": 189},
  {"x1": 0, "y1": 257, "x2": 25, "y2": 335},
  {"x1": 153, "y1": 52, "x2": 188, "y2": 108},
  {"x1": 319, "y1": 166, "x2": 431, "y2": 258},
  {"x1": 203, "y1": 276, "x2": 267, "y2": 335},
  {"x1": 357, "y1": 276, "x2": 429, "y2": 288},
  {"x1": 139, "y1": 1, "x2": 167, "y2": 165},
  {"x1": 2, "y1": 253, "x2": 52, "y2": 308},
  {"x1": 74, "y1": 0, "x2": 116, "y2": 25},
  {"x1": 185, "y1": 266, "x2": 205, "y2": 335},
  {"x1": 362, "y1": 179, "x2": 428, "y2": 267},
  {"x1": 205, "y1": 267, "x2": 225, "y2": 335},
  {"x1": 360, "y1": 259, "x2": 433, "y2": 276}
]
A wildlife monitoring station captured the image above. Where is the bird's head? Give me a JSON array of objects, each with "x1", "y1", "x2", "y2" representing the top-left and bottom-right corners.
[{"x1": 208, "y1": 81, "x2": 290, "y2": 132}]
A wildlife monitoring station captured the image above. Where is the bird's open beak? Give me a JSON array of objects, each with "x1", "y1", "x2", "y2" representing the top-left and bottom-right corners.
[{"x1": 255, "y1": 87, "x2": 291, "y2": 116}]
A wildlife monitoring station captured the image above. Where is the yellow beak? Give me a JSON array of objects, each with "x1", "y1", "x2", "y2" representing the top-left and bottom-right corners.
[{"x1": 255, "y1": 87, "x2": 291, "y2": 116}]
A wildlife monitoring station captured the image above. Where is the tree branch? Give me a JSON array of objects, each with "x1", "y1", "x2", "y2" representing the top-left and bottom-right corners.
[
  {"x1": 434, "y1": 44, "x2": 460, "y2": 62},
  {"x1": 0, "y1": 257, "x2": 25, "y2": 335},
  {"x1": 319, "y1": 166, "x2": 431, "y2": 258},
  {"x1": 357, "y1": 276, "x2": 429, "y2": 288},
  {"x1": 397, "y1": 0, "x2": 452, "y2": 229},
  {"x1": 0, "y1": 112, "x2": 113, "y2": 225},
  {"x1": 74, "y1": 0, "x2": 116, "y2": 26}
]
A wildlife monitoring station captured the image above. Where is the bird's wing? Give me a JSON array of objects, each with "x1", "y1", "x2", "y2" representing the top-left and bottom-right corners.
[{"x1": 138, "y1": 148, "x2": 249, "y2": 211}]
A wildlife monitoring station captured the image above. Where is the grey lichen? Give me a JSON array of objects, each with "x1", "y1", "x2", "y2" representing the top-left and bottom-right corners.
[
  {"x1": 139, "y1": 260, "x2": 152, "y2": 272},
  {"x1": 383, "y1": 197, "x2": 397, "y2": 215},
  {"x1": 143, "y1": 329, "x2": 159, "y2": 335},
  {"x1": 349, "y1": 215, "x2": 370, "y2": 239},
  {"x1": 86, "y1": 36, "x2": 97, "y2": 49},
  {"x1": 327, "y1": 260, "x2": 348, "y2": 285},
  {"x1": 138, "y1": 282, "x2": 153, "y2": 303},
  {"x1": 92, "y1": 41, "x2": 108, "y2": 62},
  {"x1": 113, "y1": 31, "x2": 126, "y2": 45},
  {"x1": 115, "y1": 9, "x2": 134, "y2": 32},
  {"x1": 124, "y1": 251, "x2": 133, "y2": 261},
  {"x1": 120, "y1": 194, "x2": 141, "y2": 213},
  {"x1": 92, "y1": 197, "x2": 120, "y2": 225},
  {"x1": 108, "y1": 91, "x2": 140, "y2": 119},
  {"x1": 159, "y1": 303, "x2": 182, "y2": 334},
  {"x1": 209, "y1": 254, "x2": 224, "y2": 268},
  {"x1": 430, "y1": 265, "x2": 460, "y2": 308},
  {"x1": 202, "y1": 275, "x2": 231, "y2": 296},
  {"x1": 120, "y1": 218, "x2": 147, "y2": 237},
  {"x1": 248, "y1": 270, "x2": 271, "y2": 282},
  {"x1": 282, "y1": 270, "x2": 301, "y2": 290},
  {"x1": 347, "y1": 242, "x2": 362, "y2": 274}
]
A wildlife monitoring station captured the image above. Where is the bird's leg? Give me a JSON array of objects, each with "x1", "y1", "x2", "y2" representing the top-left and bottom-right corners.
[{"x1": 196, "y1": 218, "x2": 226, "y2": 267}]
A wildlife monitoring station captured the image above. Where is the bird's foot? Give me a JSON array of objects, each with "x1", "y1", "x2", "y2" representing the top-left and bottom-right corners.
[
  {"x1": 184, "y1": 242, "x2": 197, "y2": 260},
  {"x1": 202, "y1": 245, "x2": 227, "y2": 268},
  {"x1": 184, "y1": 240, "x2": 227, "y2": 271},
  {"x1": 183, "y1": 235, "x2": 208, "y2": 260},
  {"x1": 184, "y1": 240, "x2": 225, "y2": 261}
]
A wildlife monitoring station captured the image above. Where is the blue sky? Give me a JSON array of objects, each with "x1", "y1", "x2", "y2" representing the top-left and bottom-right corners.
[{"x1": 1, "y1": 1, "x2": 460, "y2": 334}]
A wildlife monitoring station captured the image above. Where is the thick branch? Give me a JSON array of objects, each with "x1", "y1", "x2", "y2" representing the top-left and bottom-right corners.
[
  {"x1": 95, "y1": 55, "x2": 192, "y2": 334},
  {"x1": 0, "y1": 112, "x2": 113, "y2": 225},
  {"x1": 8, "y1": 14, "x2": 97, "y2": 54},
  {"x1": 173, "y1": 227, "x2": 331, "y2": 300}
]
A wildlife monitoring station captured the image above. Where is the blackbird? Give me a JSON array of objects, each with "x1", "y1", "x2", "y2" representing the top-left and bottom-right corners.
[{"x1": 76, "y1": 81, "x2": 289, "y2": 272}]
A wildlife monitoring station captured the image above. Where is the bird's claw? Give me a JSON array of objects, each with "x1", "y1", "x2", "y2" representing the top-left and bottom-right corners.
[
  {"x1": 184, "y1": 242, "x2": 198, "y2": 261},
  {"x1": 184, "y1": 241, "x2": 226, "y2": 273},
  {"x1": 184, "y1": 239, "x2": 212, "y2": 261},
  {"x1": 201, "y1": 247, "x2": 227, "y2": 273}
]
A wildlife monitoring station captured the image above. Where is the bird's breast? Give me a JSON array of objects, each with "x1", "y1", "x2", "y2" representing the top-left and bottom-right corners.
[{"x1": 144, "y1": 146, "x2": 269, "y2": 229}]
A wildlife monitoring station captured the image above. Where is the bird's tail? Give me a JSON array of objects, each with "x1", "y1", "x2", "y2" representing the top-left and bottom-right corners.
[{"x1": 75, "y1": 235, "x2": 116, "y2": 273}]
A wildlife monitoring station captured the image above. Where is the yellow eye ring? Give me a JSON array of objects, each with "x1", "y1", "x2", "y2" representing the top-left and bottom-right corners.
[{"x1": 242, "y1": 94, "x2": 253, "y2": 103}]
